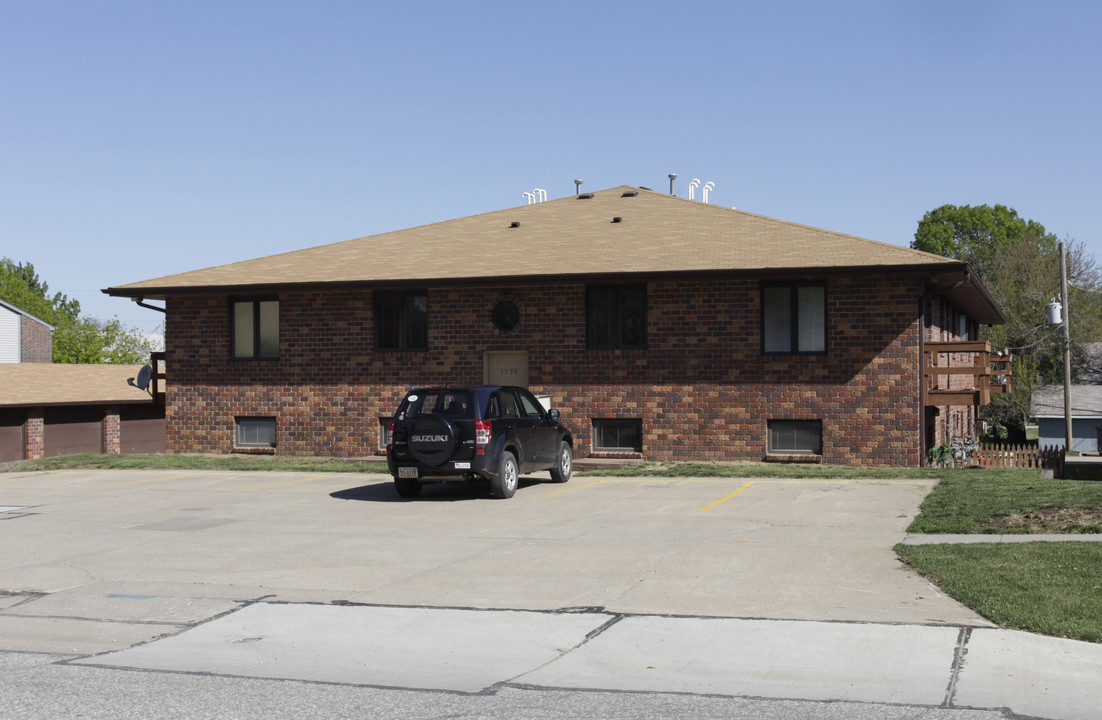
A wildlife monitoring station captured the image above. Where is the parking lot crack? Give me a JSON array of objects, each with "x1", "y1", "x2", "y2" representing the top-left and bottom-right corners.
[{"x1": 504, "y1": 614, "x2": 624, "y2": 687}]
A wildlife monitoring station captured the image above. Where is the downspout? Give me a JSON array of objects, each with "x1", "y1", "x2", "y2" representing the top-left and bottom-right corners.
[{"x1": 132, "y1": 297, "x2": 166, "y2": 313}]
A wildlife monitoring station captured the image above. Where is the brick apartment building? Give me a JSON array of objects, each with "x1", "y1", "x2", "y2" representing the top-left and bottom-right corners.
[{"x1": 104, "y1": 185, "x2": 1009, "y2": 467}]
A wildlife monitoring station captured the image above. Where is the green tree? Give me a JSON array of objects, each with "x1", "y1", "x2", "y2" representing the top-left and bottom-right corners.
[
  {"x1": 913, "y1": 206, "x2": 1102, "y2": 439},
  {"x1": 1, "y1": 258, "x2": 157, "y2": 364}
]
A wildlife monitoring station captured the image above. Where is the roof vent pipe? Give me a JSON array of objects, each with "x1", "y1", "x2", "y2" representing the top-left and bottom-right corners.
[
  {"x1": 575, "y1": 179, "x2": 583, "y2": 196},
  {"x1": 534, "y1": 188, "x2": 547, "y2": 203},
  {"x1": 522, "y1": 192, "x2": 534, "y2": 205},
  {"x1": 668, "y1": 173, "x2": 677, "y2": 195},
  {"x1": 702, "y1": 181, "x2": 715, "y2": 204},
  {"x1": 688, "y1": 178, "x2": 700, "y2": 201}
]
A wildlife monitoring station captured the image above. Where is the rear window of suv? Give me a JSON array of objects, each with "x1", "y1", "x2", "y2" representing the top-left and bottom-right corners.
[{"x1": 396, "y1": 390, "x2": 475, "y2": 421}]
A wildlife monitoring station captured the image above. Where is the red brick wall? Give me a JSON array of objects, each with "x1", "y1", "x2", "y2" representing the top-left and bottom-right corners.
[
  {"x1": 165, "y1": 275, "x2": 927, "y2": 466},
  {"x1": 924, "y1": 296, "x2": 980, "y2": 448},
  {"x1": 20, "y1": 317, "x2": 53, "y2": 363}
]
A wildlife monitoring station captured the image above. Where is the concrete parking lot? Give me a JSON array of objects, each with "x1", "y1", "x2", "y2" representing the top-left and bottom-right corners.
[
  {"x1": 4, "y1": 468, "x2": 1101, "y2": 720},
  {"x1": 0, "y1": 468, "x2": 982, "y2": 629}
]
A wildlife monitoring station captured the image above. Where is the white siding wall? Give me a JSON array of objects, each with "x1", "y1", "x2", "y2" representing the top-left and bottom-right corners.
[{"x1": 0, "y1": 306, "x2": 19, "y2": 363}]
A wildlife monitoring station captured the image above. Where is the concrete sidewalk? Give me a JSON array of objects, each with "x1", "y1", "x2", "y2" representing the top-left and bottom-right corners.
[{"x1": 75, "y1": 602, "x2": 1102, "y2": 720}]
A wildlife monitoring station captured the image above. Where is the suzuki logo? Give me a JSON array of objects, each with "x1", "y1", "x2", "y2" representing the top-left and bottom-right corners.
[{"x1": 412, "y1": 434, "x2": 448, "y2": 443}]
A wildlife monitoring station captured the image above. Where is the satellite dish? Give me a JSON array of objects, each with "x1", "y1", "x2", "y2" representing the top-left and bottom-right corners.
[{"x1": 135, "y1": 365, "x2": 153, "y2": 391}]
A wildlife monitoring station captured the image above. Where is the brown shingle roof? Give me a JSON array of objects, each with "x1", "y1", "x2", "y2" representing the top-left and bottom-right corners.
[
  {"x1": 0, "y1": 364, "x2": 153, "y2": 407},
  {"x1": 105, "y1": 185, "x2": 961, "y2": 296}
]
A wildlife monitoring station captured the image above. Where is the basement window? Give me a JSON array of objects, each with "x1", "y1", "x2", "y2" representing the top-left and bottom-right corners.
[
  {"x1": 767, "y1": 420, "x2": 822, "y2": 455},
  {"x1": 235, "y1": 417, "x2": 276, "y2": 449},
  {"x1": 593, "y1": 418, "x2": 643, "y2": 453}
]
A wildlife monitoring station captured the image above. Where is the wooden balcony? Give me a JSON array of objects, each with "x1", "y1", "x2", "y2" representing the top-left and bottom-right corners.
[{"x1": 924, "y1": 341, "x2": 1012, "y2": 408}]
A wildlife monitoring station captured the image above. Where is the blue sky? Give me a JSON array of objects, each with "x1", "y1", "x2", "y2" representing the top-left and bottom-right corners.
[{"x1": 2, "y1": 1, "x2": 1100, "y2": 334}]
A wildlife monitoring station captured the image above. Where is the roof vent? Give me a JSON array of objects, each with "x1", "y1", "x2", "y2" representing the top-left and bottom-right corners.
[
  {"x1": 577, "y1": 192, "x2": 594, "y2": 199},
  {"x1": 510, "y1": 221, "x2": 520, "y2": 228},
  {"x1": 621, "y1": 190, "x2": 638, "y2": 197},
  {"x1": 611, "y1": 216, "x2": 623, "y2": 223}
]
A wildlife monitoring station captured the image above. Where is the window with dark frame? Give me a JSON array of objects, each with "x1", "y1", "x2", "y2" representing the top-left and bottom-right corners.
[
  {"x1": 593, "y1": 418, "x2": 643, "y2": 452},
  {"x1": 587, "y1": 285, "x2": 646, "y2": 349},
  {"x1": 232, "y1": 298, "x2": 279, "y2": 360},
  {"x1": 376, "y1": 290, "x2": 428, "y2": 350},
  {"x1": 762, "y1": 283, "x2": 826, "y2": 354},
  {"x1": 767, "y1": 419, "x2": 822, "y2": 455},
  {"x1": 235, "y1": 417, "x2": 276, "y2": 448}
]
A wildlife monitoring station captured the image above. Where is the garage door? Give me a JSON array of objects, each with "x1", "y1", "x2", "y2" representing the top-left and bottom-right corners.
[
  {"x1": 44, "y1": 407, "x2": 103, "y2": 457},
  {"x1": 120, "y1": 404, "x2": 166, "y2": 454},
  {"x1": 0, "y1": 411, "x2": 23, "y2": 463}
]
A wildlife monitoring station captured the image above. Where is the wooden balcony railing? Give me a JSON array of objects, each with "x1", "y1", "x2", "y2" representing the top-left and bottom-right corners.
[{"x1": 924, "y1": 341, "x2": 1012, "y2": 407}]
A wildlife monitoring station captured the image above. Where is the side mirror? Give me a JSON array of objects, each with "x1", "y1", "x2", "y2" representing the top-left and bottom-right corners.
[{"x1": 548, "y1": 408, "x2": 560, "y2": 421}]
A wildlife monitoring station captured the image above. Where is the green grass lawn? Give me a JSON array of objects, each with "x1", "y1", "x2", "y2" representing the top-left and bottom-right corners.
[
  {"x1": 907, "y1": 469, "x2": 1102, "y2": 534},
  {"x1": 896, "y1": 542, "x2": 1102, "y2": 643},
  {"x1": 4, "y1": 452, "x2": 384, "y2": 473},
  {"x1": 575, "y1": 460, "x2": 947, "y2": 480},
  {"x1": 902, "y1": 468, "x2": 1102, "y2": 643}
]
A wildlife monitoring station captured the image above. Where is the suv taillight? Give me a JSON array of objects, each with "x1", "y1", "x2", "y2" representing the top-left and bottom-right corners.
[
  {"x1": 386, "y1": 421, "x2": 394, "y2": 447},
  {"x1": 475, "y1": 419, "x2": 491, "y2": 446}
]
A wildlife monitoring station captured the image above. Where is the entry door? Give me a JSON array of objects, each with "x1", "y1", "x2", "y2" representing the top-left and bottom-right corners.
[{"x1": 484, "y1": 351, "x2": 529, "y2": 387}]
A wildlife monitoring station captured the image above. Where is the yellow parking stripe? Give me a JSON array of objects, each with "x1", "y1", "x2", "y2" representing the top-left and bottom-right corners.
[
  {"x1": 698, "y1": 481, "x2": 757, "y2": 512},
  {"x1": 232, "y1": 475, "x2": 327, "y2": 492}
]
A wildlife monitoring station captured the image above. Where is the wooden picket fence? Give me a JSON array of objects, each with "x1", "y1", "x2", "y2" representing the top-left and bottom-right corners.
[{"x1": 976, "y1": 443, "x2": 1065, "y2": 475}]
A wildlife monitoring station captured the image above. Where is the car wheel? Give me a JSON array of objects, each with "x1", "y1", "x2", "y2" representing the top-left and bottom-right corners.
[
  {"x1": 490, "y1": 451, "x2": 518, "y2": 499},
  {"x1": 394, "y1": 477, "x2": 422, "y2": 498},
  {"x1": 549, "y1": 441, "x2": 572, "y2": 483}
]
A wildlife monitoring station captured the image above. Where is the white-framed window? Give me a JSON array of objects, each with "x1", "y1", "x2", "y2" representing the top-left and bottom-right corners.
[{"x1": 762, "y1": 283, "x2": 826, "y2": 354}]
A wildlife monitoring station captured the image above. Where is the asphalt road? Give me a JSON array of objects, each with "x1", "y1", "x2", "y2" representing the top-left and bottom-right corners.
[{"x1": 1, "y1": 468, "x2": 1099, "y2": 719}]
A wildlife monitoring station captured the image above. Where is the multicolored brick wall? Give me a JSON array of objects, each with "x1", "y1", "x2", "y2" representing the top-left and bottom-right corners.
[
  {"x1": 164, "y1": 274, "x2": 934, "y2": 467},
  {"x1": 20, "y1": 317, "x2": 53, "y2": 363}
]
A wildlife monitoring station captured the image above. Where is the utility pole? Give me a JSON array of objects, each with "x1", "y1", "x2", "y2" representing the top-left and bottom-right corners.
[{"x1": 1060, "y1": 241, "x2": 1073, "y2": 451}]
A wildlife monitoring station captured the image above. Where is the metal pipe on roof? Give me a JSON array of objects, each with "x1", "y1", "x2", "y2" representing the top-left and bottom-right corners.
[
  {"x1": 534, "y1": 188, "x2": 547, "y2": 203},
  {"x1": 689, "y1": 178, "x2": 700, "y2": 201},
  {"x1": 522, "y1": 192, "x2": 534, "y2": 205},
  {"x1": 702, "y1": 182, "x2": 715, "y2": 204},
  {"x1": 668, "y1": 173, "x2": 677, "y2": 195}
]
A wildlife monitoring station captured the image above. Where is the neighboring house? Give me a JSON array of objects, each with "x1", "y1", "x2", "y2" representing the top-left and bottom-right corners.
[
  {"x1": 104, "y1": 185, "x2": 1008, "y2": 467},
  {"x1": 1032, "y1": 344, "x2": 1102, "y2": 453},
  {"x1": 0, "y1": 298, "x2": 54, "y2": 363},
  {"x1": 0, "y1": 363, "x2": 165, "y2": 462}
]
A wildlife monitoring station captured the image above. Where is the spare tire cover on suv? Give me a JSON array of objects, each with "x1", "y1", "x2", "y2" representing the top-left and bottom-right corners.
[{"x1": 407, "y1": 414, "x2": 460, "y2": 466}]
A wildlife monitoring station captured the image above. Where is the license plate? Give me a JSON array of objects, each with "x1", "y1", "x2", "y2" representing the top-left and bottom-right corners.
[
  {"x1": 398, "y1": 467, "x2": 418, "y2": 479},
  {"x1": 453, "y1": 462, "x2": 471, "y2": 470}
]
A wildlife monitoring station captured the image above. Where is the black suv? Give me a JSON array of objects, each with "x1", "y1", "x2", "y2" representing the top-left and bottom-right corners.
[{"x1": 386, "y1": 385, "x2": 574, "y2": 499}]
